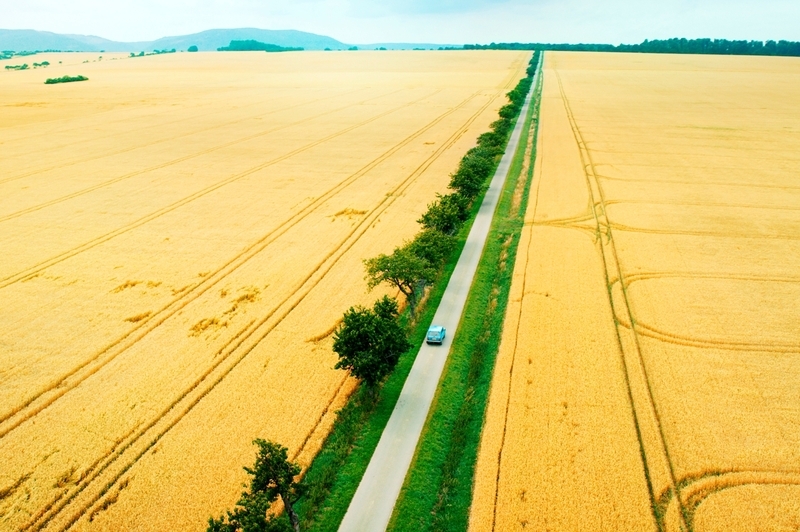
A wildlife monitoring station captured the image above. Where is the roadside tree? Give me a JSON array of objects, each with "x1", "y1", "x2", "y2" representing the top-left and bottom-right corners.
[
  {"x1": 417, "y1": 193, "x2": 468, "y2": 235},
  {"x1": 333, "y1": 296, "x2": 410, "y2": 396},
  {"x1": 364, "y1": 247, "x2": 436, "y2": 314},
  {"x1": 208, "y1": 440, "x2": 303, "y2": 532}
]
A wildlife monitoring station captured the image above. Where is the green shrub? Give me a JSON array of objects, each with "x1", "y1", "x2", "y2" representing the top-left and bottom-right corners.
[
  {"x1": 44, "y1": 75, "x2": 88, "y2": 85},
  {"x1": 188, "y1": 45, "x2": 199, "y2": 52}
]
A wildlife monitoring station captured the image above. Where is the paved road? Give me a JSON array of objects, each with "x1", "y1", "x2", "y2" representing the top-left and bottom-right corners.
[{"x1": 338, "y1": 55, "x2": 542, "y2": 532}]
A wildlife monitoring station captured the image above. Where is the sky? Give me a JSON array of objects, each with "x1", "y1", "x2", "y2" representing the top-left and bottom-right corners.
[{"x1": 3, "y1": 0, "x2": 799, "y2": 44}]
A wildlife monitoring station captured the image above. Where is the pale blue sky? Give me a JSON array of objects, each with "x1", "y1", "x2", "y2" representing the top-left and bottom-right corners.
[{"x1": 3, "y1": 0, "x2": 798, "y2": 44}]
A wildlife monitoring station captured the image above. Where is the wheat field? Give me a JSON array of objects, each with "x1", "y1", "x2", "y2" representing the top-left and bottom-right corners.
[
  {"x1": 471, "y1": 51, "x2": 800, "y2": 531},
  {"x1": 0, "y1": 50, "x2": 529, "y2": 531}
]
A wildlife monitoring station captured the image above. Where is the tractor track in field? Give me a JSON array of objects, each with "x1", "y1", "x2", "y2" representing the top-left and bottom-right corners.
[
  {"x1": 556, "y1": 69, "x2": 686, "y2": 531},
  {"x1": 16, "y1": 84, "x2": 507, "y2": 532},
  {"x1": 669, "y1": 469, "x2": 800, "y2": 529},
  {"x1": 0, "y1": 88, "x2": 439, "y2": 290},
  {"x1": 0, "y1": 84, "x2": 278, "y2": 166},
  {"x1": 0, "y1": 87, "x2": 483, "y2": 437},
  {"x1": 595, "y1": 172, "x2": 800, "y2": 191},
  {"x1": 0, "y1": 87, "x2": 392, "y2": 217},
  {"x1": 0, "y1": 82, "x2": 279, "y2": 150},
  {"x1": 0, "y1": 86, "x2": 369, "y2": 190},
  {"x1": 613, "y1": 269, "x2": 800, "y2": 353}
]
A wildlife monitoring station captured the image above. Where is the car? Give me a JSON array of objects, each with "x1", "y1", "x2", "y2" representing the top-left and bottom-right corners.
[{"x1": 426, "y1": 325, "x2": 446, "y2": 345}]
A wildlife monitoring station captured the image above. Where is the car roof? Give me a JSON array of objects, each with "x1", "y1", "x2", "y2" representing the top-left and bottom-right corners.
[{"x1": 428, "y1": 325, "x2": 444, "y2": 332}]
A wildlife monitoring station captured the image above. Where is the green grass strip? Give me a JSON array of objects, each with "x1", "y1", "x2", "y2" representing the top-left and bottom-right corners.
[
  {"x1": 387, "y1": 68, "x2": 543, "y2": 532},
  {"x1": 295, "y1": 182, "x2": 486, "y2": 531}
]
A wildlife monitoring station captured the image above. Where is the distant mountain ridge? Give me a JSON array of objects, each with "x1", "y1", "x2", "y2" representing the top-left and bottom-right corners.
[{"x1": 0, "y1": 28, "x2": 349, "y2": 52}]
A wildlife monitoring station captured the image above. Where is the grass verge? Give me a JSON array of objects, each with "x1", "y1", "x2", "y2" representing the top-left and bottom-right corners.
[
  {"x1": 386, "y1": 65, "x2": 542, "y2": 532},
  {"x1": 294, "y1": 184, "x2": 485, "y2": 530}
]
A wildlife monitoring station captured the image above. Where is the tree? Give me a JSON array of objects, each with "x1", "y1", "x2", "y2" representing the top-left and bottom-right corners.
[
  {"x1": 333, "y1": 296, "x2": 410, "y2": 395},
  {"x1": 407, "y1": 229, "x2": 455, "y2": 268},
  {"x1": 364, "y1": 247, "x2": 436, "y2": 314},
  {"x1": 188, "y1": 45, "x2": 199, "y2": 52},
  {"x1": 208, "y1": 440, "x2": 303, "y2": 532},
  {"x1": 417, "y1": 193, "x2": 468, "y2": 235},
  {"x1": 448, "y1": 147, "x2": 495, "y2": 199}
]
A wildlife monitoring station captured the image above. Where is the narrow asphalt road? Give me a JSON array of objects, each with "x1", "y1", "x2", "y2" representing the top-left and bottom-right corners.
[{"x1": 338, "y1": 55, "x2": 542, "y2": 532}]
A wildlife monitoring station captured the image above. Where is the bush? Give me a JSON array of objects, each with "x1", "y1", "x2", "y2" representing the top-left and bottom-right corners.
[
  {"x1": 188, "y1": 45, "x2": 199, "y2": 52},
  {"x1": 44, "y1": 75, "x2": 88, "y2": 85}
]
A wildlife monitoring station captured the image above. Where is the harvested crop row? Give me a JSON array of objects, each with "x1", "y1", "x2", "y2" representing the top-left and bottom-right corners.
[
  {"x1": 471, "y1": 51, "x2": 800, "y2": 531},
  {"x1": 0, "y1": 50, "x2": 529, "y2": 531}
]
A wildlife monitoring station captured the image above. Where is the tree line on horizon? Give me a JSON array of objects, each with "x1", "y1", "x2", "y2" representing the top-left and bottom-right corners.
[
  {"x1": 457, "y1": 37, "x2": 800, "y2": 57},
  {"x1": 217, "y1": 40, "x2": 304, "y2": 52}
]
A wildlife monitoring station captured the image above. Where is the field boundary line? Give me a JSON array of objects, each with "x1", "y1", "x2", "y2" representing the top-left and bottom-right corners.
[{"x1": 595, "y1": 172, "x2": 800, "y2": 191}]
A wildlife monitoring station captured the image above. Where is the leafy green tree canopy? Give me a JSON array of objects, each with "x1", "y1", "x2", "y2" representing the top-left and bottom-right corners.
[
  {"x1": 417, "y1": 193, "x2": 468, "y2": 235},
  {"x1": 406, "y1": 229, "x2": 456, "y2": 268},
  {"x1": 208, "y1": 440, "x2": 303, "y2": 532},
  {"x1": 448, "y1": 147, "x2": 495, "y2": 200},
  {"x1": 364, "y1": 247, "x2": 436, "y2": 314},
  {"x1": 333, "y1": 296, "x2": 410, "y2": 393}
]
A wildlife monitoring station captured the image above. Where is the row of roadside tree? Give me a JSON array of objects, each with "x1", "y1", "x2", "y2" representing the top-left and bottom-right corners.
[{"x1": 208, "y1": 51, "x2": 540, "y2": 532}]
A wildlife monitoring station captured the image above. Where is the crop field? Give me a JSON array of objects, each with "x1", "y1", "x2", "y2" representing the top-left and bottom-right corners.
[
  {"x1": 0, "y1": 50, "x2": 529, "y2": 530},
  {"x1": 470, "y1": 51, "x2": 800, "y2": 531}
]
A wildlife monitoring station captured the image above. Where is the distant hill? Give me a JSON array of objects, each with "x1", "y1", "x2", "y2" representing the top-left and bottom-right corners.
[
  {"x1": 0, "y1": 28, "x2": 348, "y2": 52},
  {"x1": 0, "y1": 29, "x2": 120, "y2": 52},
  {"x1": 148, "y1": 28, "x2": 346, "y2": 51}
]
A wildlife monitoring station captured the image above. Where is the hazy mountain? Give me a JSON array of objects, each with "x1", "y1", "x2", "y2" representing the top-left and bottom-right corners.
[
  {"x1": 149, "y1": 28, "x2": 347, "y2": 51},
  {"x1": 0, "y1": 28, "x2": 457, "y2": 54},
  {"x1": 0, "y1": 28, "x2": 349, "y2": 52},
  {"x1": 0, "y1": 29, "x2": 111, "y2": 51}
]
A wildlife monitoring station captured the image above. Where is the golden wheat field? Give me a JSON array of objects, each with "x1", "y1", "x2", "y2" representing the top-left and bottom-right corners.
[
  {"x1": 0, "y1": 49, "x2": 529, "y2": 531},
  {"x1": 471, "y1": 51, "x2": 800, "y2": 532}
]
